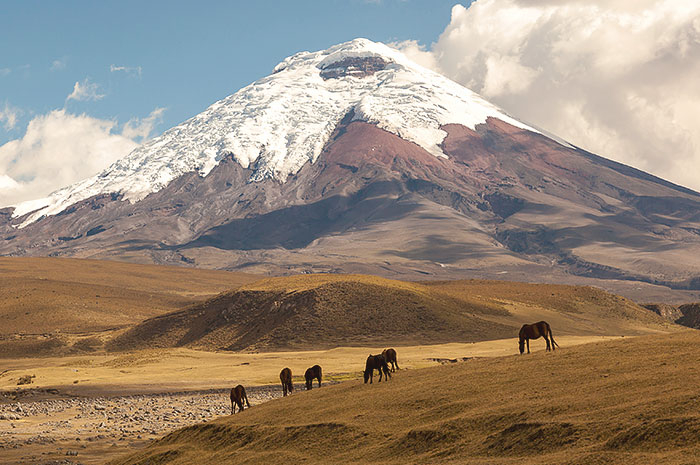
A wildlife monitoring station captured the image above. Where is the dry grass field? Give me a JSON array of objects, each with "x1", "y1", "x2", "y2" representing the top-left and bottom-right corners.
[
  {"x1": 110, "y1": 331, "x2": 700, "y2": 465},
  {"x1": 0, "y1": 336, "x2": 618, "y2": 396},
  {"x1": 0, "y1": 258, "x2": 259, "y2": 356},
  {"x1": 0, "y1": 258, "x2": 692, "y2": 464}
]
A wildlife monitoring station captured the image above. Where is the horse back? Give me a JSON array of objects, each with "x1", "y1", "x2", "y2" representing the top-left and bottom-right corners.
[
  {"x1": 522, "y1": 321, "x2": 552, "y2": 339},
  {"x1": 280, "y1": 367, "x2": 292, "y2": 383},
  {"x1": 231, "y1": 384, "x2": 245, "y2": 402}
]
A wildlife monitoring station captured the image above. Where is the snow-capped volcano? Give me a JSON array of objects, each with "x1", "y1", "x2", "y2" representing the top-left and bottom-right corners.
[
  {"x1": 3, "y1": 38, "x2": 700, "y2": 299},
  {"x1": 12, "y1": 38, "x2": 534, "y2": 225}
]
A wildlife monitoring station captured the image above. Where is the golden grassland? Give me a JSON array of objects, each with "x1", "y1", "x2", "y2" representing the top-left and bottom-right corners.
[
  {"x1": 0, "y1": 257, "x2": 259, "y2": 335},
  {"x1": 0, "y1": 257, "x2": 260, "y2": 357},
  {"x1": 0, "y1": 336, "x2": 617, "y2": 396},
  {"x1": 110, "y1": 331, "x2": 700, "y2": 465}
]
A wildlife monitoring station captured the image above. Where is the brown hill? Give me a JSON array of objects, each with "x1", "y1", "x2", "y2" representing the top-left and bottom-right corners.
[
  {"x1": 0, "y1": 257, "x2": 260, "y2": 357},
  {"x1": 110, "y1": 330, "x2": 700, "y2": 465},
  {"x1": 109, "y1": 274, "x2": 669, "y2": 352}
]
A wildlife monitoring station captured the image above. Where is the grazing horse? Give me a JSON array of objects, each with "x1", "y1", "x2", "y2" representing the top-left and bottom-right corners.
[
  {"x1": 364, "y1": 354, "x2": 391, "y2": 384},
  {"x1": 305, "y1": 365, "x2": 322, "y2": 390},
  {"x1": 230, "y1": 384, "x2": 250, "y2": 414},
  {"x1": 519, "y1": 321, "x2": 559, "y2": 354},
  {"x1": 280, "y1": 367, "x2": 294, "y2": 397},
  {"x1": 382, "y1": 348, "x2": 400, "y2": 372}
]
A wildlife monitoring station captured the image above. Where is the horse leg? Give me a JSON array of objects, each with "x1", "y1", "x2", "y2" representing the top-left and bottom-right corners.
[
  {"x1": 231, "y1": 399, "x2": 236, "y2": 415},
  {"x1": 526, "y1": 339, "x2": 530, "y2": 354},
  {"x1": 546, "y1": 335, "x2": 551, "y2": 351}
]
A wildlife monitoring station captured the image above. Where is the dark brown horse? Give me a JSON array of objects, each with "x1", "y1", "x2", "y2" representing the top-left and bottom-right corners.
[
  {"x1": 364, "y1": 354, "x2": 391, "y2": 384},
  {"x1": 280, "y1": 367, "x2": 294, "y2": 396},
  {"x1": 305, "y1": 365, "x2": 322, "y2": 390},
  {"x1": 382, "y1": 348, "x2": 399, "y2": 372},
  {"x1": 519, "y1": 321, "x2": 559, "y2": 354},
  {"x1": 230, "y1": 384, "x2": 250, "y2": 414}
]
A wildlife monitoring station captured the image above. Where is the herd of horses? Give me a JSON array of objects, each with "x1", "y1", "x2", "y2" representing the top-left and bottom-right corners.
[{"x1": 231, "y1": 321, "x2": 557, "y2": 414}]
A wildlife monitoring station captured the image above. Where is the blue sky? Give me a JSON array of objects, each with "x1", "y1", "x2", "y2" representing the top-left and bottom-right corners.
[{"x1": 0, "y1": 0, "x2": 464, "y2": 145}]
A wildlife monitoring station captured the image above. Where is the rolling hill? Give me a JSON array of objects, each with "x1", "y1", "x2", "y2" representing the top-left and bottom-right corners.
[
  {"x1": 109, "y1": 274, "x2": 670, "y2": 352},
  {"x1": 109, "y1": 331, "x2": 700, "y2": 465}
]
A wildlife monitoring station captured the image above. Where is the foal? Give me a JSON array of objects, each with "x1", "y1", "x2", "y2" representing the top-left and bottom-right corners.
[
  {"x1": 230, "y1": 385, "x2": 250, "y2": 414},
  {"x1": 280, "y1": 367, "x2": 294, "y2": 396}
]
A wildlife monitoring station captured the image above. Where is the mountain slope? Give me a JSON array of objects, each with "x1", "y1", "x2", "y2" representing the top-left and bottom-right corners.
[{"x1": 2, "y1": 39, "x2": 700, "y2": 299}]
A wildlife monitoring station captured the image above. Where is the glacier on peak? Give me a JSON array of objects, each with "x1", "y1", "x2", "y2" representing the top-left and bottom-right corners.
[{"x1": 11, "y1": 38, "x2": 537, "y2": 226}]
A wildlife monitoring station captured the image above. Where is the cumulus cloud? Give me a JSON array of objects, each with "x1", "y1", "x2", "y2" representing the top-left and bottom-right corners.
[
  {"x1": 66, "y1": 78, "x2": 105, "y2": 102},
  {"x1": 0, "y1": 108, "x2": 165, "y2": 207},
  {"x1": 398, "y1": 0, "x2": 700, "y2": 191}
]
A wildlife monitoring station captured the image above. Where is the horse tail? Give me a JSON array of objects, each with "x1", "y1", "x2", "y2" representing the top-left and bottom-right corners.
[
  {"x1": 244, "y1": 389, "x2": 250, "y2": 408},
  {"x1": 549, "y1": 324, "x2": 559, "y2": 348}
]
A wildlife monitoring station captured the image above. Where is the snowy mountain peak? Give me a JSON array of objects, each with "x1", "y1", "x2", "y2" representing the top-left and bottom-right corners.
[{"x1": 12, "y1": 38, "x2": 537, "y2": 226}]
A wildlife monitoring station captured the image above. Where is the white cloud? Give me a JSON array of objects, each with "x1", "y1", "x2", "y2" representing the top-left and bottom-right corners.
[
  {"x1": 0, "y1": 68, "x2": 10, "y2": 77},
  {"x1": 0, "y1": 108, "x2": 163, "y2": 207},
  {"x1": 50, "y1": 58, "x2": 67, "y2": 71},
  {"x1": 66, "y1": 78, "x2": 105, "y2": 102},
  {"x1": 0, "y1": 102, "x2": 20, "y2": 130},
  {"x1": 121, "y1": 107, "x2": 166, "y2": 141},
  {"x1": 110, "y1": 64, "x2": 142, "y2": 78},
  {"x1": 398, "y1": 0, "x2": 700, "y2": 191}
]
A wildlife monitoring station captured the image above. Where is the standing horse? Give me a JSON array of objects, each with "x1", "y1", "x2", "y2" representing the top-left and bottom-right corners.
[
  {"x1": 305, "y1": 365, "x2": 322, "y2": 390},
  {"x1": 280, "y1": 367, "x2": 294, "y2": 396},
  {"x1": 382, "y1": 348, "x2": 400, "y2": 372},
  {"x1": 519, "y1": 321, "x2": 559, "y2": 354},
  {"x1": 230, "y1": 385, "x2": 250, "y2": 414},
  {"x1": 364, "y1": 354, "x2": 391, "y2": 384}
]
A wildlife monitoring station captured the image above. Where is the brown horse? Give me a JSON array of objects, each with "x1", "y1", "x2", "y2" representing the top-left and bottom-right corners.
[
  {"x1": 519, "y1": 321, "x2": 559, "y2": 354},
  {"x1": 364, "y1": 354, "x2": 391, "y2": 384},
  {"x1": 280, "y1": 367, "x2": 294, "y2": 396},
  {"x1": 305, "y1": 365, "x2": 322, "y2": 390},
  {"x1": 382, "y1": 348, "x2": 399, "y2": 372},
  {"x1": 230, "y1": 384, "x2": 250, "y2": 414}
]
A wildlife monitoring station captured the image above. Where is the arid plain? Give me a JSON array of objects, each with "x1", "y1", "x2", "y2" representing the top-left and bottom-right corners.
[{"x1": 0, "y1": 258, "x2": 694, "y2": 464}]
